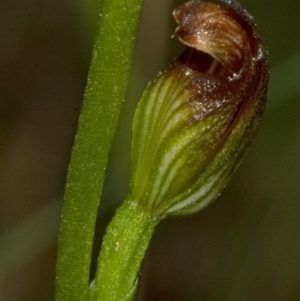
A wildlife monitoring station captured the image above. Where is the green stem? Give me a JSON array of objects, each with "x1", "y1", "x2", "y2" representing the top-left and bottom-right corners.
[
  {"x1": 55, "y1": 0, "x2": 144, "y2": 300},
  {"x1": 90, "y1": 200, "x2": 159, "y2": 301}
]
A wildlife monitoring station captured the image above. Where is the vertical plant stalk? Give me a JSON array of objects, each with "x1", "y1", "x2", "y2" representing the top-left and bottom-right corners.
[{"x1": 55, "y1": 0, "x2": 144, "y2": 300}]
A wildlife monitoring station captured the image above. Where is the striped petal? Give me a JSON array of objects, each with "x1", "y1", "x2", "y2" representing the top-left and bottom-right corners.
[{"x1": 129, "y1": 0, "x2": 269, "y2": 217}]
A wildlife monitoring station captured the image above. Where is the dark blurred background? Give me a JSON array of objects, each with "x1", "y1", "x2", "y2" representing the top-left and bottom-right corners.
[{"x1": 0, "y1": 0, "x2": 300, "y2": 300}]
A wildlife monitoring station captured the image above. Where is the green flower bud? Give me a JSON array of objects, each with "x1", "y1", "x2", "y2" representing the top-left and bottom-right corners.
[{"x1": 129, "y1": 0, "x2": 269, "y2": 217}]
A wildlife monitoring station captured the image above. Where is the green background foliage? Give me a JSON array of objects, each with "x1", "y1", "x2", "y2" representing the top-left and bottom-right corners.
[{"x1": 0, "y1": 0, "x2": 300, "y2": 300}]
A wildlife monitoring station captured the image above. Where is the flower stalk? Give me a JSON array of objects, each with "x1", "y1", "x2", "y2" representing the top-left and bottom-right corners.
[{"x1": 90, "y1": 200, "x2": 158, "y2": 301}]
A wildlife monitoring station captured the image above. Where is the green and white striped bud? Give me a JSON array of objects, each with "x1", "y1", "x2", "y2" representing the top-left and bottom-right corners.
[{"x1": 129, "y1": 0, "x2": 269, "y2": 217}]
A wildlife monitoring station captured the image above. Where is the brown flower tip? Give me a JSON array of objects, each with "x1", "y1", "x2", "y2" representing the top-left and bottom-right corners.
[
  {"x1": 173, "y1": 0, "x2": 268, "y2": 76},
  {"x1": 171, "y1": 0, "x2": 269, "y2": 126}
]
